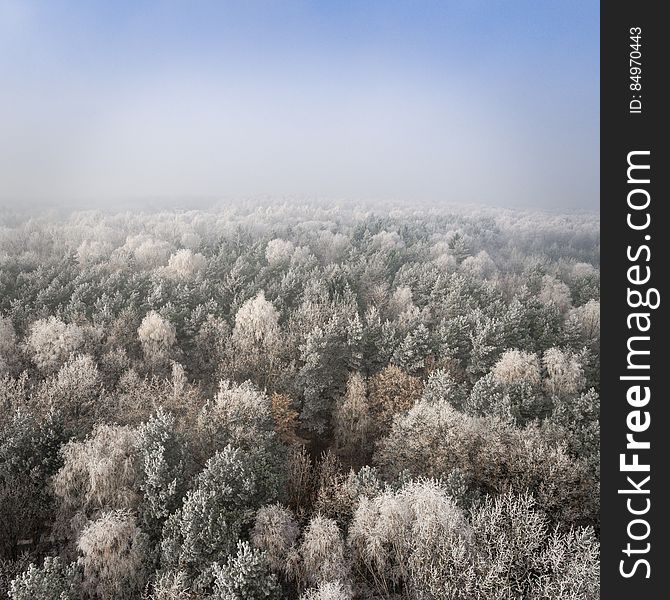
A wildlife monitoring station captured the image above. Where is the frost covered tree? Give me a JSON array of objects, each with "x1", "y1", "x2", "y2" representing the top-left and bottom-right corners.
[
  {"x1": 299, "y1": 581, "x2": 351, "y2": 600},
  {"x1": 469, "y1": 491, "x2": 599, "y2": 599},
  {"x1": 538, "y1": 275, "x2": 572, "y2": 314},
  {"x1": 0, "y1": 316, "x2": 17, "y2": 374},
  {"x1": 161, "y1": 445, "x2": 276, "y2": 581},
  {"x1": 467, "y1": 313, "x2": 505, "y2": 380},
  {"x1": 447, "y1": 231, "x2": 470, "y2": 264},
  {"x1": 332, "y1": 372, "x2": 371, "y2": 461},
  {"x1": 550, "y1": 388, "x2": 600, "y2": 475},
  {"x1": 77, "y1": 509, "x2": 150, "y2": 599},
  {"x1": 36, "y1": 354, "x2": 102, "y2": 429},
  {"x1": 196, "y1": 382, "x2": 286, "y2": 515},
  {"x1": 1, "y1": 410, "x2": 64, "y2": 558},
  {"x1": 192, "y1": 314, "x2": 230, "y2": 381},
  {"x1": 27, "y1": 316, "x2": 84, "y2": 372},
  {"x1": 197, "y1": 380, "x2": 277, "y2": 453},
  {"x1": 311, "y1": 451, "x2": 357, "y2": 525},
  {"x1": 391, "y1": 323, "x2": 432, "y2": 374},
  {"x1": 128, "y1": 236, "x2": 171, "y2": 269},
  {"x1": 145, "y1": 570, "x2": 191, "y2": 600},
  {"x1": 299, "y1": 515, "x2": 349, "y2": 589},
  {"x1": 565, "y1": 299, "x2": 600, "y2": 351},
  {"x1": 374, "y1": 399, "x2": 597, "y2": 526},
  {"x1": 360, "y1": 307, "x2": 396, "y2": 374},
  {"x1": 420, "y1": 369, "x2": 468, "y2": 411},
  {"x1": 463, "y1": 373, "x2": 514, "y2": 421},
  {"x1": 165, "y1": 249, "x2": 207, "y2": 280},
  {"x1": 135, "y1": 409, "x2": 187, "y2": 538},
  {"x1": 231, "y1": 291, "x2": 281, "y2": 355},
  {"x1": 251, "y1": 504, "x2": 300, "y2": 575},
  {"x1": 265, "y1": 238, "x2": 295, "y2": 267},
  {"x1": 348, "y1": 479, "x2": 474, "y2": 599},
  {"x1": 297, "y1": 318, "x2": 351, "y2": 435},
  {"x1": 138, "y1": 311, "x2": 177, "y2": 370},
  {"x1": 461, "y1": 250, "x2": 497, "y2": 279},
  {"x1": 387, "y1": 286, "x2": 414, "y2": 318},
  {"x1": 543, "y1": 347, "x2": 585, "y2": 397},
  {"x1": 491, "y1": 349, "x2": 541, "y2": 386},
  {"x1": 209, "y1": 540, "x2": 280, "y2": 600},
  {"x1": 230, "y1": 291, "x2": 282, "y2": 386},
  {"x1": 53, "y1": 424, "x2": 140, "y2": 525},
  {"x1": 77, "y1": 239, "x2": 113, "y2": 265},
  {"x1": 8, "y1": 557, "x2": 80, "y2": 600}
]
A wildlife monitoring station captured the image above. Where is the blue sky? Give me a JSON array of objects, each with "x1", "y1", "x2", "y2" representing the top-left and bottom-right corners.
[{"x1": 0, "y1": 1, "x2": 599, "y2": 209}]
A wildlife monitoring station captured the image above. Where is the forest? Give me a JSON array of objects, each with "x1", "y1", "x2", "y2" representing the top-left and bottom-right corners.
[{"x1": 0, "y1": 202, "x2": 600, "y2": 599}]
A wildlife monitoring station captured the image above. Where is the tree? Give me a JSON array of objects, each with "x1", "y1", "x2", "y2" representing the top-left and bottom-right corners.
[
  {"x1": 360, "y1": 307, "x2": 396, "y2": 375},
  {"x1": 196, "y1": 380, "x2": 282, "y2": 471},
  {"x1": 464, "y1": 373, "x2": 513, "y2": 421},
  {"x1": 565, "y1": 299, "x2": 600, "y2": 352},
  {"x1": 265, "y1": 239, "x2": 295, "y2": 267},
  {"x1": 251, "y1": 504, "x2": 300, "y2": 575},
  {"x1": 230, "y1": 292, "x2": 282, "y2": 387},
  {"x1": 299, "y1": 515, "x2": 349, "y2": 589},
  {"x1": 146, "y1": 570, "x2": 192, "y2": 600},
  {"x1": 447, "y1": 232, "x2": 470, "y2": 264},
  {"x1": 284, "y1": 446, "x2": 316, "y2": 516},
  {"x1": 53, "y1": 424, "x2": 140, "y2": 526},
  {"x1": 209, "y1": 540, "x2": 280, "y2": 600},
  {"x1": 1, "y1": 410, "x2": 65, "y2": 558},
  {"x1": 270, "y1": 393, "x2": 305, "y2": 446},
  {"x1": 374, "y1": 399, "x2": 597, "y2": 526},
  {"x1": 135, "y1": 410, "x2": 187, "y2": 538},
  {"x1": 0, "y1": 316, "x2": 17, "y2": 375},
  {"x1": 35, "y1": 354, "x2": 102, "y2": 430},
  {"x1": 8, "y1": 557, "x2": 81, "y2": 600},
  {"x1": 467, "y1": 313, "x2": 504, "y2": 381},
  {"x1": 312, "y1": 452, "x2": 355, "y2": 526},
  {"x1": 469, "y1": 492, "x2": 599, "y2": 599},
  {"x1": 299, "y1": 581, "x2": 352, "y2": 600},
  {"x1": 332, "y1": 372, "x2": 371, "y2": 461},
  {"x1": 297, "y1": 317, "x2": 350, "y2": 435},
  {"x1": 165, "y1": 249, "x2": 207, "y2": 280},
  {"x1": 549, "y1": 388, "x2": 600, "y2": 476},
  {"x1": 161, "y1": 445, "x2": 275, "y2": 580},
  {"x1": 138, "y1": 311, "x2": 177, "y2": 370},
  {"x1": 461, "y1": 250, "x2": 497, "y2": 279},
  {"x1": 77, "y1": 509, "x2": 149, "y2": 599},
  {"x1": 529, "y1": 525, "x2": 600, "y2": 599},
  {"x1": 387, "y1": 286, "x2": 414, "y2": 319},
  {"x1": 348, "y1": 479, "x2": 474, "y2": 599},
  {"x1": 27, "y1": 317, "x2": 84, "y2": 373},
  {"x1": 435, "y1": 316, "x2": 472, "y2": 368},
  {"x1": 538, "y1": 275, "x2": 572, "y2": 314},
  {"x1": 421, "y1": 369, "x2": 468, "y2": 411},
  {"x1": 191, "y1": 314, "x2": 230, "y2": 382},
  {"x1": 470, "y1": 492, "x2": 546, "y2": 599},
  {"x1": 129, "y1": 236, "x2": 171, "y2": 269},
  {"x1": 391, "y1": 323, "x2": 432, "y2": 374},
  {"x1": 367, "y1": 365, "x2": 423, "y2": 438},
  {"x1": 491, "y1": 349, "x2": 541, "y2": 386},
  {"x1": 543, "y1": 348, "x2": 585, "y2": 397}
]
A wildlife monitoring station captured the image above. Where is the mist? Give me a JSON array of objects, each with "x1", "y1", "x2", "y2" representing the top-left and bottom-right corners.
[{"x1": 0, "y1": 0, "x2": 599, "y2": 210}]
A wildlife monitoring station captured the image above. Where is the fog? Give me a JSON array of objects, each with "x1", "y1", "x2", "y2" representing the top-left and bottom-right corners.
[{"x1": 0, "y1": 1, "x2": 599, "y2": 210}]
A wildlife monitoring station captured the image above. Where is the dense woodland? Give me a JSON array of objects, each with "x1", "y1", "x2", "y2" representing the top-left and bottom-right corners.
[{"x1": 0, "y1": 203, "x2": 600, "y2": 599}]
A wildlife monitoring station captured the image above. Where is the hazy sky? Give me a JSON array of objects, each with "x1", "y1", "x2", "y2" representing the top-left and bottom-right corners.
[{"x1": 0, "y1": 0, "x2": 599, "y2": 209}]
